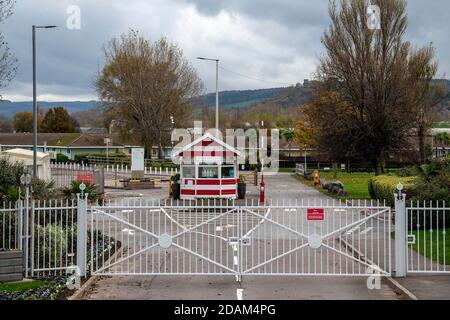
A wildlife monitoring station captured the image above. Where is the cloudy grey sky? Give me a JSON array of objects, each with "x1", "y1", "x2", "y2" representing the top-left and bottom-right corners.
[{"x1": 0, "y1": 0, "x2": 449, "y2": 101}]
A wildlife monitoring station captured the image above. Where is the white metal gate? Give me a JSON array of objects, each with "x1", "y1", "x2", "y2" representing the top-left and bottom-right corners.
[
  {"x1": 89, "y1": 200, "x2": 392, "y2": 277},
  {"x1": 406, "y1": 201, "x2": 449, "y2": 273}
]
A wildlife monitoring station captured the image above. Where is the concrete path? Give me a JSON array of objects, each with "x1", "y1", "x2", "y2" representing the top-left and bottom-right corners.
[
  {"x1": 395, "y1": 275, "x2": 450, "y2": 300},
  {"x1": 84, "y1": 275, "x2": 399, "y2": 300}
]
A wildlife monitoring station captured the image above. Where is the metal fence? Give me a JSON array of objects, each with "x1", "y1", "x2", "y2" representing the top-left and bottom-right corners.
[
  {"x1": 50, "y1": 163, "x2": 104, "y2": 193},
  {"x1": 89, "y1": 199, "x2": 392, "y2": 277},
  {"x1": 1, "y1": 193, "x2": 449, "y2": 279},
  {"x1": 0, "y1": 198, "x2": 115, "y2": 278},
  {"x1": 31, "y1": 199, "x2": 78, "y2": 277},
  {"x1": 104, "y1": 164, "x2": 178, "y2": 176},
  {"x1": 406, "y1": 201, "x2": 449, "y2": 273},
  {"x1": 0, "y1": 202, "x2": 20, "y2": 251}
]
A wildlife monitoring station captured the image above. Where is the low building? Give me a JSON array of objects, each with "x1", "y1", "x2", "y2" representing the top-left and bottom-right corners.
[
  {"x1": 0, "y1": 133, "x2": 141, "y2": 161},
  {"x1": 0, "y1": 148, "x2": 52, "y2": 181}
]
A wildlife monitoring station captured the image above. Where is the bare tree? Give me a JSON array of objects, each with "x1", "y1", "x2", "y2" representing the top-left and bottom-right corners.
[
  {"x1": 316, "y1": 0, "x2": 442, "y2": 174},
  {"x1": 96, "y1": 30, "x2": 203, "y2": 159},
  {"x1": 0, "y1": 0, "x2": 17, "y2": 98},
  {"x1": 407, "y1": 46, "x2": 448, "y2": 163}
]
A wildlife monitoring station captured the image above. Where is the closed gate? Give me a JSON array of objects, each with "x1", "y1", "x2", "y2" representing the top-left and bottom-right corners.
[
  {"x1": 89, "y1": 200, "x2": 391, "y2": 277},
  {"x1": 406, "y1": 201, "x2": 449, "y2": 273}
]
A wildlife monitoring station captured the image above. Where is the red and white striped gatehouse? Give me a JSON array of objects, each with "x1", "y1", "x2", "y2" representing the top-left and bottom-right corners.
[{"x1": 173, "y1": 133, "x2": 241, "y2": 200}]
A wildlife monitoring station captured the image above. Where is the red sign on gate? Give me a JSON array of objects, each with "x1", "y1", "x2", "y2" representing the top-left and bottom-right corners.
[
  {"x1": 77, "y1": 174, "x2": 94, "y2": 185},
  {"x1": 307, "y1": 208, "x2": 325, "y2": 221}
]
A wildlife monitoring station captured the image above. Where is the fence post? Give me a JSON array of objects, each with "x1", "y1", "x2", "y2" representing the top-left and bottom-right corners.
[
  {"x1": 17, "y1": 200, "x2": 23, "y2": 251},
  {"x1": 76, "y1": 191, "x2": 88, "y2": 277},
  {"x1": 394, "y1": 183, "x2": 407, "y2": 278},
  {"x1": 23, "y1": 186, "x2": 30, "y2": 277}
]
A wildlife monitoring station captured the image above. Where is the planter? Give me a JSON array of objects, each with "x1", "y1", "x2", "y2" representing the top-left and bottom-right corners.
[
  {"x1": 238, "y1": 183, "x2": 247, "y2": 199},
  {"x1": 172, "y1": 182, "x2": 180, "y2": 200},
  {"x1": 0, "y1": 251, "x2": 23, "y2": 283}
]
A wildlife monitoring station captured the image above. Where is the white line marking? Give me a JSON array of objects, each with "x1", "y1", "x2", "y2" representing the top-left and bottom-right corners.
[
  {"x1": 237, "y1": 289, "x2": 243, "y2": 300},
  {"x1": 121, "y1": 228, "x2": 135, "y2": 236},
  {"x1": 234, "y1": 256, "x2": 239, "y2": 266}
]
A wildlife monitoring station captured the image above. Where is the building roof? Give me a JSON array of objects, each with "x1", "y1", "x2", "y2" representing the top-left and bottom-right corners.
[
  {"x1": 173, "y1": 133, "x2": 241, "y2": 158},
  {"x1": 1, "y1": 148, "x2": 50, "y2": 160},
  {"x1": 0, "y1": 133, "x2": 135, "y2": 148}
]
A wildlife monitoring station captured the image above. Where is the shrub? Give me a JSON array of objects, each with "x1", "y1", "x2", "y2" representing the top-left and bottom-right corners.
[
  {"x1": 411, "y1": 171, "x2": 450, "y2": 203},
  {"x1": 170, "y1": 173, "x2": 180, "y2": 182},
  {"x1": 56, "y1": 153, "x2": 69, "y2": 163},
  {"x1": 33, "y1": 224, "x2": 73, "y2": 269},
  {"x1": 0, "y1": 158, "x2": 26, "y2": 202},
  {"x1": 74, "y1": 153, "x2": 127, "y2": 164},
  {"x1": 62, "y1": 180, "x2": 101, "y2": 201},
  {"x1": 31, "y1": 177, "x2": 57, "y2": 200},
  {"x1": 368, "y1": 175, "x2": 416, "y2": 206}
]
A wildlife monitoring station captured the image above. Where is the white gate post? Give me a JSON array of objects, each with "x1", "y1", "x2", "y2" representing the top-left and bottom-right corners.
[
  {"x1": 394, "y1": 183, "x2": 407, "y2": 277},
  {"x1": 76, "y1": 190, "x2": 88, "y2": 277}
]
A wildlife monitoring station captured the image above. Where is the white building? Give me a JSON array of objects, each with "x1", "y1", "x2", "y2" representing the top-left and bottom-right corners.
[{"x1": 0, "y1": 148, "x2": 52, "y2": 181}]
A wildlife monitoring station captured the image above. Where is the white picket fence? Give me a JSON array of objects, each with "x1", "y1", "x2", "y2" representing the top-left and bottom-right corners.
[{"x1": 50, "y1": 163, "x2": 178, "y2": 176}]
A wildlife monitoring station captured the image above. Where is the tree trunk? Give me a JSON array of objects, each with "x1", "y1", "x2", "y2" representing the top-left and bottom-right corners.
[
  {"x1": 373, "y1": 158, "x2": 382, "y2": 176},
  {"x1": 332, "y1": 162, "x2": 338, "y2": 179},
  {"x1": 158, "y1": 129, "x2": 164, "y2": 161},
  {"x1": 418, "y1": 125, "x2": 427, "y2": 164}
]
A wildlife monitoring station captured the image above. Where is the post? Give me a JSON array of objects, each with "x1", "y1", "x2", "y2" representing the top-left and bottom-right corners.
[
  {"x1": 76, "y1": 192, "x2": 88, "y2": 277},
  {"x1": 17, "y1": 199, "x2": 23, "y2": 251},
  {"x1": 215, "y1": 59, "x2": 219, "y2": 131},
  {"x1": 32, "y1": 25, "x2": 38, "y2": 177},
  {"x1": 394, "y1": 184, "x2": 407, "y2": 277},
  {"x1": 304, "y1": 149, "x2": 307, "y2": 176},
  {"x1": 23, "y1": 186, "x2": 30, "y2": 277}
]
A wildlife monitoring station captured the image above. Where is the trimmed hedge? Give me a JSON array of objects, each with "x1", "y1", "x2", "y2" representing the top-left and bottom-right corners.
[
  {"x1": 56, "y1": 153, "x2": 69, "y2": 163},
  {"x1": 368, "y1": 175, "x2": 417, "y2": 207}
]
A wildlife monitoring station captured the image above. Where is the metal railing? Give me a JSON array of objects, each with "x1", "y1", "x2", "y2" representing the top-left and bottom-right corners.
[
  {"x1": 0, "y1": 202, "x2": 20, "y2": 251},
  {"x1": 1, "y1": 193, "x2": 448, "y2": 279},
  {"x1": 89, "y1": 198, "x2": 391, "y2": 277},
  {"x1": 406, "y1": 201, "x2": 449, "y2": 273},
  {"x1": 50, "y1": 163, "x2": 103, "y2": 189}
]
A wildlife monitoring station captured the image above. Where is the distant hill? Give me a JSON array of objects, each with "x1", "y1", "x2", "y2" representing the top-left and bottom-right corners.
[
  {"x1": 191, "y1": 87, "x2": 286, "y2": 109},
  {"x1": 0, "y1": 100, "x2": 100, "y2": 117}
]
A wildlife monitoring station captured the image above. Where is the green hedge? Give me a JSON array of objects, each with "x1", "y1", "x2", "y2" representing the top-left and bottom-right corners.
[
  {"x1": 56, "y1": 154, "x2": 69, "y2": 163},
  {"x1": 368, "y1": 175, "x2": 417, "y2": 206},
  {"x1": 74, "y1": 153, "x2": 127, "y2": 163}
]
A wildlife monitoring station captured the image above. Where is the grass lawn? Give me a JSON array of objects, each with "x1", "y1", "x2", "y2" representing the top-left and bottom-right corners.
[
  {"x1": 292, "y1": 171, "x2": 374, "y2": 200},
  {"x1": 410, "y1": 228, "x2": 450, "y2": 265},
  {"x1": 0, "y1": 279, "x2": 45, "y2": 293},
  {"x1": 434, "y1": 121, "x2": 450, "y2": 128}
]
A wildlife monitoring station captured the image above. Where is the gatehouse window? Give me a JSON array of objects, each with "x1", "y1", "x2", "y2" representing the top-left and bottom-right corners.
[
  {"x1": 182, "y1": 166, "x2": 195, "y2": 178},
  {"x1": 221, "y1": 166, "x2": 235, "y2": 178},
  {"x1": 199, "y1": 166, "x2": 218, "y2": 178}
]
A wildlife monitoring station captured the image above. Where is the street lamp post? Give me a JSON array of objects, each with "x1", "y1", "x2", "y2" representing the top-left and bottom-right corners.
[
  {"x1": 32, "y1": 25, "x2": 57, "y2": 177},
  {"x1": 197, "y1": 57, "x2": 219, "y2": 132}
]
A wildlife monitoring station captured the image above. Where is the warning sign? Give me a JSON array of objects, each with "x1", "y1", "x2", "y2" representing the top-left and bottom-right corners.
[{"x1": 307, "y1": 208, "x2": 325, "y2": 221}]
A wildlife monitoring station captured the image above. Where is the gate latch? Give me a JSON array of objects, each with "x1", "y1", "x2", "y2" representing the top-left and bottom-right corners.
[{"x1": 229, "y1": 237, "x2": 251, "y2": 246}]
